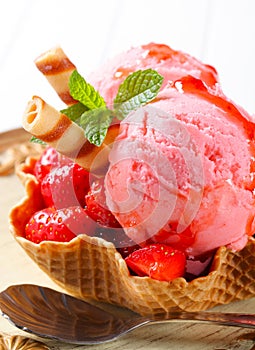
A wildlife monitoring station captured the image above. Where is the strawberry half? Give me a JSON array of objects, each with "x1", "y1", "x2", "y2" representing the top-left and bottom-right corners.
[
  {"x1": 25, "y1": 206, "x2": 96, "y2": 243},
  {"x1": 85, "y1": 178, "x2": 121, "y2": 228},
  {"x1": 41, "y1": 163, "x2": 90, "y2": 208},
  {"x1": 125, "y1": 244, "x2": 186, "y2": 282}
]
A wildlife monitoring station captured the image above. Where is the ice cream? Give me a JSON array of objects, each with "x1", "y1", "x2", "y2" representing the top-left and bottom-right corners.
[
  {"x1": 105, "y1": 76, "x2": 255, "y2": 259},
  {"x1": 88, "y1": 43, "x2": 219, "y2": 105},
  {"x1": 85, "y1": 43, "x2": 255, "y2": 261}
]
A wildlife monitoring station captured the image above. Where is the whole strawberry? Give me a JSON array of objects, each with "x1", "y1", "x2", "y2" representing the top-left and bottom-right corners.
[
  {"x1": 125, "y1": 244, "x2": 186, "y2": 281},
  {"x1": 85, "y1": 178, "x2": 121, "y2": 228},
  {"x1": 25, "y1": 206, "x2": 96, "y2": 243},
  {"x1": 34, "y1": 147, "x2": 63, "y2": 182},
  {"x1": 41, "y1": 163, "x2": 91, "y2": 208}
]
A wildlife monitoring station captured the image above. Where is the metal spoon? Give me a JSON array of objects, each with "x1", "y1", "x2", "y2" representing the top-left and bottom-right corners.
[{"x1": 0, "y1": 284, "x2": 255, "y2": 345}]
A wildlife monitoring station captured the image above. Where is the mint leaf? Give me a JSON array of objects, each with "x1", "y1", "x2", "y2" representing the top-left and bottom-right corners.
[
  {"x1": 114, "y1": 69, "x2": 163, "y2": 119},
  {"x1": 30, "y1": 136, "x2": 46, "y2": 145},
  {"x1": 79, "y1": 108, "x2": 112, "y2": 146},
  {"x1": 69, "y1": 70, "x2": 106, "y2": 110},
  {"x1": 61, "y1": 102, "x2": 88, "y2": 122}
]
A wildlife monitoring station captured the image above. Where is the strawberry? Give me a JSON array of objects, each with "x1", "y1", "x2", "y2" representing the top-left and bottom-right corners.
[
  {"x1": 25, "y1": 206, "x2": 96, "y2": 243},
  {"x1": 41, "y1": 163, "x2": 90, "y2": 208},
  {"x1": 34, "y1": 147, "x2": 62, "y2": 182},
  {"x1": 85, "y1": 178, "x2": 121, "y2": 228},
  {"x1": 94, "y1": 226, "x2": 140, "y2": 258},
  {"x1": 125, "y1": 244, "x2": 186, "y2": 282}
]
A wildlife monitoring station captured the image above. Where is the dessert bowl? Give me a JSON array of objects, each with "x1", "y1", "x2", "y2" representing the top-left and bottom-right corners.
[{"x1": 9, "y1": 156, "x2": 255, "y2": 316}]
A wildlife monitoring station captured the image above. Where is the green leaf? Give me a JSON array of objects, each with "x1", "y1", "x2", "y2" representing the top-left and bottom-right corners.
[
  {"x1": 60, "y1": 102, "x2": 88, "y2": 122},
  {"x1": 69, "y1": 70, "x2": 106, "y2": 110},
  {"x1": 79, "y1": 108, "x2": 113, "y2": 146},
  {"x1": 113, "y1": 69, "x2": 163, "y2": 119},
  {"x1": 30, "y1": 136, "x2": 46, "y2": 145}
]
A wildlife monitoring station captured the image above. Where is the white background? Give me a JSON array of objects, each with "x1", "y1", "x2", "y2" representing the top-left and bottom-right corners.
[{"x1": 1, "y1": 0, "x2": 255, "y2": 132}]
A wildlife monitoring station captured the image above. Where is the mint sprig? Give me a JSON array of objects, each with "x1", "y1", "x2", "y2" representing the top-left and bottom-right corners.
[
  {"x1": 114, "y1": 69, "x2": 163, "y2": 120},
  {"x1": 66, "y1": 69, "x2": 163, "y2": 146},
  {"x1": 31, "y1": 68, "x2": 163, "y2": 147}
]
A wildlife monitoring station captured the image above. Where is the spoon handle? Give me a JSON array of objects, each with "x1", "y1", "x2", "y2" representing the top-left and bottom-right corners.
[{"x1": 150, "y1": 311, "x2": 255, "y2": 329}]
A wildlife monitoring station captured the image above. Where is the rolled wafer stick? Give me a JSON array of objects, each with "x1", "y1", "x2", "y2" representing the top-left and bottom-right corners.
[
  {"x1": 22, "y1": 96, "x2": 119, "y2": 173},
  {"x1": 35, "y1": 46, "x2": 76, "y2": 105}
]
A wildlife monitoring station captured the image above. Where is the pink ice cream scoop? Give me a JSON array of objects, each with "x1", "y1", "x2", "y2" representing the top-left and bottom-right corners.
[
  {"x1": 105, "y1": 75, "x2": 255, "y2": 259},
  {"x1": 89, "y1": 42, "x2": 218, "y2": 106}
]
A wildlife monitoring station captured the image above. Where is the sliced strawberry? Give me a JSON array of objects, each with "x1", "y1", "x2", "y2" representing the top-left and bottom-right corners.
[
  {"x1": 41, "y1": 163, "x2": 90, "y2": 208},
  {"x1": 85, "y1": 178, "x2": 121, "y2": 228},
  {"x1": 125, "y1": 244, "x2": 186, "y2": 282},
  {"x1": 25, "y1": 206, "x2": 96, "y2": 243}
]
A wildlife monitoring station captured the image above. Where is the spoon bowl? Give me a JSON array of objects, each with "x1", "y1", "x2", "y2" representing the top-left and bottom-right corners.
[{"x1": 0, "y1": 284, "x2": 255, "y2": 345}]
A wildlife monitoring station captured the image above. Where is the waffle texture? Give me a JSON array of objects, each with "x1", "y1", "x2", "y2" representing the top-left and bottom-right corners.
[{"x1": 9, "y1": 158, "x2": 255, "y2": 316}]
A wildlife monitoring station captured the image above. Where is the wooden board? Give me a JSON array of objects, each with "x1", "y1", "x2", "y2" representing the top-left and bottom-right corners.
[{"x1": 0, "y1": 129, "x2": 255, "y2": 350}]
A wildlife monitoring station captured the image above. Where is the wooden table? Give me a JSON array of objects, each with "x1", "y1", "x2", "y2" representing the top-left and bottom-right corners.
[{"x1": 0, "y1": 129, "x2": 255, "y2": 350}]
